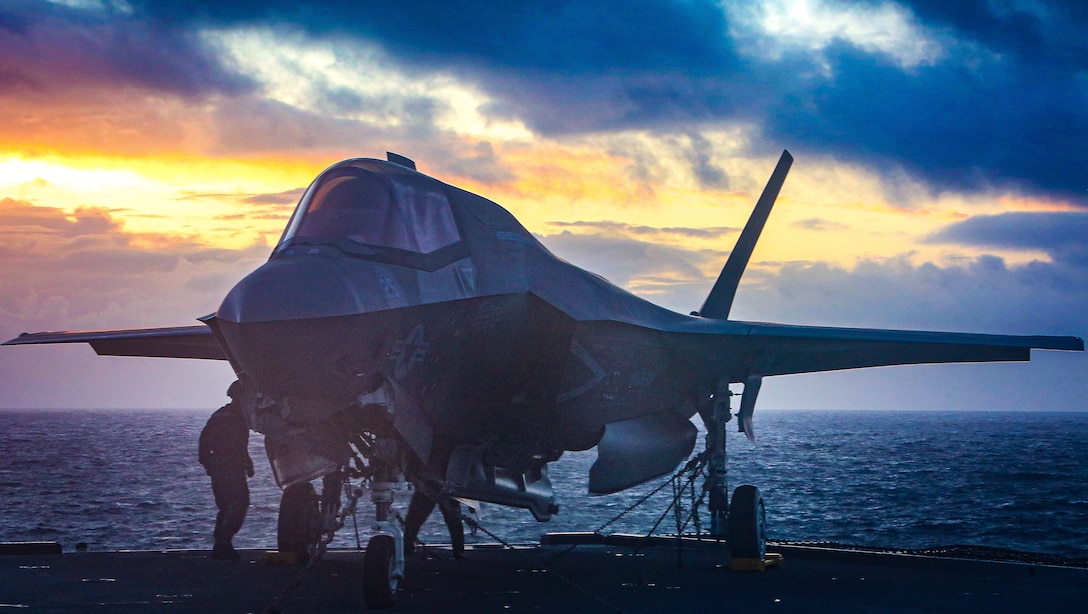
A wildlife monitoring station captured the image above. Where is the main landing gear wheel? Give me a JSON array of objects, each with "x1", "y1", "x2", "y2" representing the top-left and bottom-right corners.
[
  {"x1": 278, "y1": 482, "x2": 320, "y2": 564},
  {"x1": 728, "y1": 484, "x2": 766, "y2": 560},
  {"x1": 363, "y1": 534, "x2": 398, "y2": 609}
]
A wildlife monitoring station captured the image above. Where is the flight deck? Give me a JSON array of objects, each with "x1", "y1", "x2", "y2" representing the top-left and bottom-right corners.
[{"x1": 2, "y1": 536, "x2": 1085, "y2": 613}]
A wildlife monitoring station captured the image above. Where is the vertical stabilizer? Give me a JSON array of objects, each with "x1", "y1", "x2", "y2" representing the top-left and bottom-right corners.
[{"x1": 698, "y1": 150, "x2": 793, "y2": 319}]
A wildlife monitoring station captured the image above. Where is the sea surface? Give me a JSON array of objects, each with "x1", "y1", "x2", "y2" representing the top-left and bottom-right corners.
[{"x1": 2, "y1": 408, "x2": 1087, "y2": 558}]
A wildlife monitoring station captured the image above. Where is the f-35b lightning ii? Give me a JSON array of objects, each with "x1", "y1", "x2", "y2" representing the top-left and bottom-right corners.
[{"x1": 6, "y1": 150, "x2": 1081, "y2": 608}]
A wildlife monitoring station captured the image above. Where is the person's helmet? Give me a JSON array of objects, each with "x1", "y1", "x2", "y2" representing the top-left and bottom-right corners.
[{"x1": 227, "y1": 380, "x2": 244, "y2": 399}]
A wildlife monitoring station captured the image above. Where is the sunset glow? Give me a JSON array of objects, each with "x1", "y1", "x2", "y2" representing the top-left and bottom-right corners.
[{"x1": 1, "y1": 0, "x2": 1084, "y2": 409}]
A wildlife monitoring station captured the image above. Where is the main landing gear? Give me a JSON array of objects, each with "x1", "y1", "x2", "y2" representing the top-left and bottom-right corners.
[
  {"x1": 728, "y1": 484, "x2": 766, "y2": 560},
  {"x1": 701, "y1": 379, "x2": 767, "y2": 561},
  {"x1": 277, "y1": 482, "x2": 320, "y2": 564},
  {"x1": 276, "y1": 472, "x2": 347, "y2": 565}
]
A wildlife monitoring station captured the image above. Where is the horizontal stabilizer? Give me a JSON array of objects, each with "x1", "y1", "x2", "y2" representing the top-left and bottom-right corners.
[
  {"x1": 3, "y1": 326, "x2": 227, "y2": 360},
  {"x1": 700, "y1": 150, "x2": 793, "y2": 320}
]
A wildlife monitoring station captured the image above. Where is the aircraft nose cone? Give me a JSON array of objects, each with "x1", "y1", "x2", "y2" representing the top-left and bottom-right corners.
[{"x1": 217, "y1": 255, "x2": 365, "y2": 323}]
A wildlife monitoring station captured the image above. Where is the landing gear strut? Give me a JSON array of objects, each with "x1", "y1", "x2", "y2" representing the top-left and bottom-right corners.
[
  {"x1": 363, "y1": 457, "x2": 405, "y2": 609},
  {"x1": 700, "y1": 379, "x2": 767, "y2": 560}
]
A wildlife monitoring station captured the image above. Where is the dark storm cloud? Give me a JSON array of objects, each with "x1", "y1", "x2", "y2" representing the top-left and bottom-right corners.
[
  {"x1": 134, "y1": 0, "x2": 1081, "y2": 202},
  {"x1": 130, "y1": 0, "x2": 734, "y2": 75},
  {"x1": 14, "y1": 1, "x2": 1086, "y2": 203},
  {"x1": 895, "y1": 0, "x2": 1088, "y2": 68},
  {"x1": 0, "y1": 1, "x2": 251, "y2": 98},
  {"x1": 763, "y1": 42, "x2": 1088, "y2": 203},
  {"x1": 927, "y1": 211, "x2": 1088, "y2": 264}
]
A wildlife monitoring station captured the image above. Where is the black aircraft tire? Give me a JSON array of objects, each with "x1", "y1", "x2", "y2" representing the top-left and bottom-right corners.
[
  {"x1": 277, "y1": 482, "x2": 319, "y2": 564},
  {"x1": 728, "y1": 484, "x2": 766, "y2": 561},
  {"x1": 363, "y1": 534, "x2": 398, "y2": 609}
]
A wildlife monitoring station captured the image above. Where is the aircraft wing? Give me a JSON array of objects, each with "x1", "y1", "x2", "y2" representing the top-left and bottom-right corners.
[
  {"x1": 686, "y1": 320, "x2": 1083, "y2": 377},
  {"x1": 2, "y1": 326, "x2": 227, "y2": 360}
]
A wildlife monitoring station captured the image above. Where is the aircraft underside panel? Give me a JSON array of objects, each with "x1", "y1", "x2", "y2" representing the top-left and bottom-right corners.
[
  {"x1": 588, "y1": 411, "x2": 698, "y2": 495},
  {"x1": 443, "y1": 445, "x2": 557, "y2": 521},
  {"x1": 547, "y1": 319, "x2": 703, "y2": 451}
]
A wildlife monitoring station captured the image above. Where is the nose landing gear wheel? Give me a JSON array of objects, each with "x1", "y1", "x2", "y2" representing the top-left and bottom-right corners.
[
  {"x1": 728, "y1": 484, "x2": 766, "y2": 560},
  {"x1": 363, "y1": 534, "x2": 398, "y2": 609}
]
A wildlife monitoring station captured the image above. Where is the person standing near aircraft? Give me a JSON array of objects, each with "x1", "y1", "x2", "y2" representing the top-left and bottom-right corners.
[
  {"x1": 403, "y1": 486, "x2": 465, "y2": 559},
  {"x1": 199, "y1": 381, "x2": 254, "y2": 561}
]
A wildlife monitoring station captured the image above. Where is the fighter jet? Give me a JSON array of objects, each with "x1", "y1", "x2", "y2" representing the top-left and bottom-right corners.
[{"x1": 5, "y1": 151, "x2": 1082, "y2": 608}]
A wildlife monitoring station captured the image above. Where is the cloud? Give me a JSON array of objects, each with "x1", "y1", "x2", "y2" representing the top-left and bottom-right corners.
[
  {"x1": 736, "y1": 254, "x2": 1088, "y2": 340},
  {"x1": 0, "y1": 197, "x2": 267, "y2": 334},
  {"x1": 538, "y1": 230, "x2": 723, "y2": 311},
  {"x1": 763, "y1": 41, "x2": 1088, "y2": 203},
  {"x1": 927, "y1": 211, "x2": 1088, "y2": 265},
  {"x1": 726, "y1": 0, "x2": 947, "y2": 70},
  {"x1": 131, "y1": 0, "x2": 736, "y2": 74},
  {"x1": 0, "y1": 1, "x2": 250, "y2": 99},
  {"x1": 243, "y1": 188, "x2": 306, "y2": 205},
  {"x1": 682, "y1": 132, "x2": 729, "y2": 189},
  {"x1": 6, "y1": 0, "x2": 1085, "y2": 205},
  {"x1": 547, "y1": 220, "x2": 738, "y2": 241},
  {"x1": 792, "y1": 217, "x2": 849, "y2": 231},
  {"x1": 902, "y1": 0, "x2": 1088, "y2": 70},
  {"x1": 537, "y1": 217, "x2": 1088, "y2": 340},
  {"x1": 0, "y1": 198, "x2": 121, "y2": 236}
]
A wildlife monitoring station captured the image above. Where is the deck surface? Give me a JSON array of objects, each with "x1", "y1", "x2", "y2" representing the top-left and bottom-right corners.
[{"x1": 1, "y1": 538, "x2": 1085, "y2": 612}]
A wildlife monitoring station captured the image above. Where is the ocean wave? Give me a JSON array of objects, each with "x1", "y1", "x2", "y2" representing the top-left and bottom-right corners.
[{"x1": 1, "y1": 409, "x2": 1086, "y2": 557}]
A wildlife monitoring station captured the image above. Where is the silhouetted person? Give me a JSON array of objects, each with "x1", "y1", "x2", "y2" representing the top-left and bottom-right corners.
[
  {"x1": 199, "y1": 381, "x2": 254, "y2": 561},
  {"x1": 403, "y1": 487, "x2": 465, "y2": 559}
]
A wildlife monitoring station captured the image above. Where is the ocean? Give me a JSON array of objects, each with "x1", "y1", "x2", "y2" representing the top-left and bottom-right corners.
[{"x1": 2, "y1": 409, "x2": 1087, "y2": 559}]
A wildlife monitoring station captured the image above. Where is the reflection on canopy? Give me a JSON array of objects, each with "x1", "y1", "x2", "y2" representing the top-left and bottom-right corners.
[{"x1": 289, "y1": 165, "x2": 460, "y2": 254}]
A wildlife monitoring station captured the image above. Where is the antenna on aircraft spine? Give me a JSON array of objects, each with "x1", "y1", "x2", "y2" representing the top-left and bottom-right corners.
[
  {"x1": 386, "y1": 152, "x2": 416, "y2": 170},
  {"x1": 698, "y1": 149, "x2": 793, "y2": 320}
]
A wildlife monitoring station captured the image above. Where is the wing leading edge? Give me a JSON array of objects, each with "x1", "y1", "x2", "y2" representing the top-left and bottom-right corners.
[{"x1": 3, "y1": 326, "x2": 227, "y2": 360}]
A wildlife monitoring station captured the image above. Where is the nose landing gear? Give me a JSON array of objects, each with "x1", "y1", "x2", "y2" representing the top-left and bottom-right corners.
[
  {"x1": 363, "y1": 534, "x2": 399, "y2": 608},
  {"x1": 363, "y1": 466, "x2": 405, "y2": 610},
  {"x1": 273, "y1": 463, "x2": 407, "y2": 609}
]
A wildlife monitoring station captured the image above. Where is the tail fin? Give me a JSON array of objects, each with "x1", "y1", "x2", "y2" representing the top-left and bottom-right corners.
[{"x1": 698, "y1": 150, "x2": 793, "y2": 319}]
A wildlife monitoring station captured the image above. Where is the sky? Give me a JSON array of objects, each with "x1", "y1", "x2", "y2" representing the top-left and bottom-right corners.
[{"x1": 0, "y1": 0, "x2": 1085, "y2": 410}]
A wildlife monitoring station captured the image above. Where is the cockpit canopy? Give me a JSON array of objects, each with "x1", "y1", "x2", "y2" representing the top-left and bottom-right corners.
[{"x1": 279, "y1": 160, "x2": 460, "y2": 255}]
